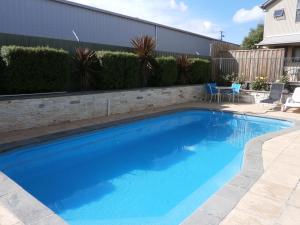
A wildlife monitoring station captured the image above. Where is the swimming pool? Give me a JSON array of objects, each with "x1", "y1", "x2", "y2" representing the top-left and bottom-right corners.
[{"x1": 0, "y1": 110, "x2": 292, "y2": 225}]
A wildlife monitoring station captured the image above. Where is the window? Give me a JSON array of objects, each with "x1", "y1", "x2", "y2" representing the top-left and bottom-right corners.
[
  {"x1": 274, "y1": 9, "x2": 285, "y2": 19},
  {"x1": 297, "y1": 0, "x2": 300, "y2": 22}
]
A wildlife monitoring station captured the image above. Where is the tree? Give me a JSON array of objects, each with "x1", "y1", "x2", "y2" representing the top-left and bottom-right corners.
[
  {"x1": 73, "y1": 47, "x2": 99, "y2": 90},
  {"x1": 241, "y1": 24, "x2": 264, "y2": 50},
  {"x1": 177, "y1": 55, "x2": 191, "y2": 84},
  {"x1": 131, "y1": 35, "x2": 157, "y2": 86}
]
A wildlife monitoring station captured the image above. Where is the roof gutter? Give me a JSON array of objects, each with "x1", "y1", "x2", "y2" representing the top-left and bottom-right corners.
[{"x1": 260, "y1": 0, "x2": 278, "y2": 10}]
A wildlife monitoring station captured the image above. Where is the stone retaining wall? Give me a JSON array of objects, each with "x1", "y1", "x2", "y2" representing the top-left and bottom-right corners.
[{"x1": 0, "y1": 85, "x2": 205, "y2": 132}]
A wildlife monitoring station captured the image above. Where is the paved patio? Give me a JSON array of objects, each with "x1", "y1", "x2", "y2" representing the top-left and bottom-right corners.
[{"x1": 0, "y1": 102, "x2": 300, "y2": 225}]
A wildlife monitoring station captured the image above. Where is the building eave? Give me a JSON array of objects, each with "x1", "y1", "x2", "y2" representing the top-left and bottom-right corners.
[
  {"x1": 257, "y1": 34, "x2": 300, "y2": 46},
  {"x1": 260, "y1": 0, "x2": 280, "y2": 10}
]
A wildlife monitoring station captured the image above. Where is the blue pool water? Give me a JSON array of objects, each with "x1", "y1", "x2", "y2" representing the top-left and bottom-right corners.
[{"x1": 0, "y1": 110, "x2": 292, "y2": 225}]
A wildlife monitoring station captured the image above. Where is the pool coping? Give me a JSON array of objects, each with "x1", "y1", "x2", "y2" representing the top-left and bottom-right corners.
[
  {"x1": 181, "y1": 110, "x2": 300, "y2": 225},
  {"x1": 0, "y1": 106, "x2": 300, "y2": 225}
]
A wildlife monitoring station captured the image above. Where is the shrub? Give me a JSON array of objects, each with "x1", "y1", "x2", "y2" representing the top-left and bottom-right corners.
[
  {"x1": 0, "y1": 55, "x2": 4, "y2": 74},
  {"x1": 280, "y1": 71, "x2": 289, "y2": 84},
  {"x1": 189, "y1": 58, "x2": 211, "y2": 84},
  {"x1": 96, "y1": 51, "x2": 140, "y2": 89},
  {"x1": 217, "y1": 73, "x2": 237, "y2": 86},
  {"x1": 153, "y1": 56, "x2": 177, "y2": 86},
  {"x1": 252, "y1": 76, "x2": 269, "y2": 91},
  {"x1": 0, "y1": 55, "x2": 5, "y2": 93},
  {"x1": 1, "y1": 46, "x2": 70, "y2": 93}
]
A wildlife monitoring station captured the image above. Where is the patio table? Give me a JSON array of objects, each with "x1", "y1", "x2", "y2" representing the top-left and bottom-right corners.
[{"x1": 216, "y1": 86, "x2": 233, "y2": 103}]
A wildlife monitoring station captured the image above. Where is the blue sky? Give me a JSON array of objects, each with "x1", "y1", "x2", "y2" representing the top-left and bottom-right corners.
[{"x1": 69, "y1": 0, "x2": 265, "y2": 44}]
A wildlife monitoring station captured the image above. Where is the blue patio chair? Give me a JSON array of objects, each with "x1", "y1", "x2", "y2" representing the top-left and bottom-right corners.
[
  {"x1": 205, "y1": 83, "x2": 218, "y2": 103},
  {"x1": 228, "y1": 83, "x2": 241, "y2": 102}
]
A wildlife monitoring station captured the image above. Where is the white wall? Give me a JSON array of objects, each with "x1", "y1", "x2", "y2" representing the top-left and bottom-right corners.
[{"x1": 264, "y1": 0, "x2": 300, "y2": 38}]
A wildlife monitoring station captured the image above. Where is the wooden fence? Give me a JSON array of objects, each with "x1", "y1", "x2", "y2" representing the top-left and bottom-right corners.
[{"x1": 212, "y1": 48, "x2": 285, "y2": 82}]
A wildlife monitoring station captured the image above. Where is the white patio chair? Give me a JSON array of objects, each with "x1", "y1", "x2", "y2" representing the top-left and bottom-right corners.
[{"x1": 282, "y1": 87, "x2": 300, "y2": 112}]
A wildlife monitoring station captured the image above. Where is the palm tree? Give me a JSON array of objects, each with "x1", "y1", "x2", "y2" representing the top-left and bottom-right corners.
[
  {"x1": 177, "y1": 55, "x2": 191, "y2": 84},
  {"x1": 73, "y1": 47, "x2": 99, "y2": 90},
  {"x1": 131, "y1": 35, "x2": 157, "y2": 86}
]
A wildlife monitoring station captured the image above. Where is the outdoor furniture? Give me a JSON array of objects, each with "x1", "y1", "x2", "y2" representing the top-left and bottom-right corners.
[
  {"x1": 282, "y1": 87, "x2": 300, "y2": 112},
  {"x1": 227, "y1": 83, "x2": 241, "y2": 103},
  {"x1": 216, "y1": 86, "x2": 233, "y2": 103},
  {"x1": 260, "y1": 83, "x2": 285, "y2": 104},
  {"x1": 205, "y1": 83, "x2": 218, "y2": 103}
]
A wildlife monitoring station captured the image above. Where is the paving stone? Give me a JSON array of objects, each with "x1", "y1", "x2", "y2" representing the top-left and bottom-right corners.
[
  {"x1": 235, "y1": 192, "x2": 283, "y2": 221},
  {"x1": 277, "y1": 205, "x2": 300, "y2": 225},
  {"x1": 200, "y1": 195, "x2": 237, "y2": 219},
  {"x1": 0, "y1": 191, "x2": 53, "y2": 224},
  {"x1": 220, "y1": 208, "x2": 274, "y2": 225},
  {"x1": 244, "y1": 140, "x2": 263, "y2": 156},
  {"x1": 216, "y1": 184, "x2": 248, "y2": 203},
  {"x1": 229, "y1": 175, "x2": 257, "y2": 190},
  {"x1": 0, "y1": 173, "x2": 19, "y2": 197},
  {"x1": 268, "y1": 161, "x2": 300, "y2": 177},
  {"x1": 250, "y1": 179, "x2": 293, "y2": 202},
  {"x1": 262, "y1": 150, "x2": 278, "y2": 169},
  {"x1": 28, "y1": 214, "x2": 68, "y2": 225},
  {"x1": 274, "y1": 154, "x2": 300, "y2": 167},
  {"x1": 0, "y1": 205, "x2": 22, "y2": 225},
  {"x1": 181, "y1": 209, "x2": 221, "y2": 225},
  {"x1": 243, "y1": 155, "x2": 264, "y2": 173},
  {"x1": 287, "y1": 184, "x2": 300, "y2": 208}
]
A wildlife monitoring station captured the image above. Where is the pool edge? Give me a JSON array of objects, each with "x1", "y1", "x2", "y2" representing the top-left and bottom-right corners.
[
  {"x1": 180, "y1": 110, "x2": 300, "y2": 225},
  {"x1": 0, "y1": 106, "x2": 299, "y2": 225}
]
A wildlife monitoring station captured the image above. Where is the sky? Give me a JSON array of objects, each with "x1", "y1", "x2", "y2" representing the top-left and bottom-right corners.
[{"x1": 67, "y1": 0, "x2": 265, "y2": 44}]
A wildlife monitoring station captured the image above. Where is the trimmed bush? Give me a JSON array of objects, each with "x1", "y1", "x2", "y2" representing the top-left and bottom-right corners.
[
  {"x1": 0, "y1": 55, "x2": 4, "y2": 74},
  {"x1": 154, "y1": 56, "x2": 177, "y2": 86},
  {"x1": 189, "y1": 58, "x2": 211, "y2": 84},
  {"x1": 0, "y1": 45, "x2": 211, "y2": 94},
  {"x1": 96, "y1": 51, "x2": 140, "y2": 89},
  {"x1": 1, "y1": 46, "x2": 70, "y2": 93},
  {"x1": 0, "y1": 54, "x2": 5, "y2": 93}
]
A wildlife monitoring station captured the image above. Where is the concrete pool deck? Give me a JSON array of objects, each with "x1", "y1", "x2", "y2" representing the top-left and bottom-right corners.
[{"x1": 0, "y1": 102, "x2": 300, "y2": 225}]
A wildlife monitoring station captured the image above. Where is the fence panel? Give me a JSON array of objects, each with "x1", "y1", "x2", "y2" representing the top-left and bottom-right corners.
[{"x1": 212, "y1": 49, "x2": 286, "y2": 82}]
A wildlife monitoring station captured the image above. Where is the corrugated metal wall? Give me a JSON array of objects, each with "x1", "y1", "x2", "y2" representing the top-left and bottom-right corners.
[{"x1": 0, "y1": 0, "x2": 234, "y2": 56}]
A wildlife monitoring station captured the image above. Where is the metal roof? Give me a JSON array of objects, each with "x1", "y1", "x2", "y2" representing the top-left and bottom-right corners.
[
  {"x1": 257, "y1": 34, "x2": 300, "y2": 45},
  {"x1": 49, "y1": 0, "x2": 237, "y2": 45},
  {"x1": 261, "y1": 0, "x2": 280, "y2": 9}
]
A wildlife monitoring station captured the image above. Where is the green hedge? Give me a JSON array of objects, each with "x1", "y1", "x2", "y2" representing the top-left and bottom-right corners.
[
  {"x1": 96, "y1": 51, "x2": 140, "y2": 89},
  {"x1": 0, "y1": 54, "x2": 5, "y2": 93},
  {"x1": 1, "y1": 46, "x2": 70, "y2": 93},
  {"x1": 0, "y1": 55, "x2": 4, "y2": 74},
  {"x1": 154, "y1": 56, "x2": 178, "y2": 86},
  {"x1": 189, "y1": 58, "x2": 211, "y2": 84},
  {"x1": 0, "y1": 45, "x2": 212, "y2": 94}
]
